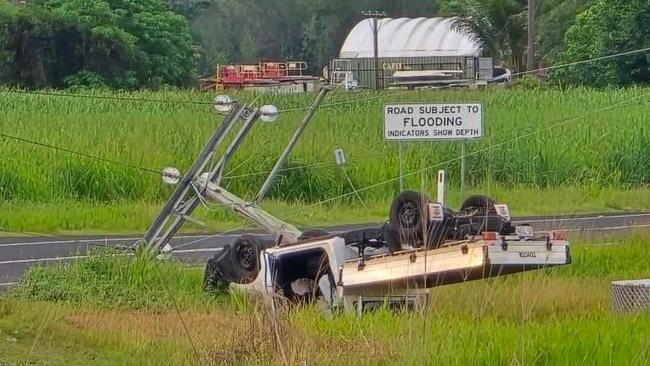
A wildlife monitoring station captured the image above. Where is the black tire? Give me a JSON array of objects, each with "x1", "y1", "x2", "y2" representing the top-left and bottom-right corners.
[
  {"x1": 389, "y1": 191, "x2": 429, "y2": 244},
  {"x1": 460, "y1": 195, "x2": 505, "y2": 235},
  {"x1": 231, "y1": 235, "x2": 268, "y2": 283},
  {"x1": 460, "y1": 195, "x2": 497, "y2": 213},
  {"x1": 298, "y1": 229, "x2": 329, "y2": 241}
]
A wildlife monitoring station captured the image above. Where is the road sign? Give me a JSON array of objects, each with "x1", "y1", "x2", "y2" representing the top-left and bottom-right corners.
[{"x1": 384, "y1": 103, "x2": 483, "y2": 141}]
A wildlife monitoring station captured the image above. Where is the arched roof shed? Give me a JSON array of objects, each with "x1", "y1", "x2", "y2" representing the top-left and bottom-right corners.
[{"x1": 339, "y1": 17, "x2": 480, "y2": 58}]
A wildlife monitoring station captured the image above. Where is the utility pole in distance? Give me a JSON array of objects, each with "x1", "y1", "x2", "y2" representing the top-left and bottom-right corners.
[
  {"x1": 527, "y1": 0, "x2": 536, "y2": 71},
  {"x1": 362, "y1": 10, "x2": 387, "y2": 89}
]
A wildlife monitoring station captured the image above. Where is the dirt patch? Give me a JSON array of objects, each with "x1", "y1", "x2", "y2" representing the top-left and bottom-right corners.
[
  {"x1": 63, "y1": 305, "x2": 392, "y2": 365},
  {"x1": 64, "y1": 309, "x2": 239, "y2": 340}
]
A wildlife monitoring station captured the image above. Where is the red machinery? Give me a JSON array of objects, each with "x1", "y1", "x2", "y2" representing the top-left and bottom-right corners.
[{"x1": 214, "y1": 61, "x2": 316, "y2": 90}]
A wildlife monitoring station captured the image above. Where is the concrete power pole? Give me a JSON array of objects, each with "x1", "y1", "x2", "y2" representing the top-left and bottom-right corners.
[
  {"x1": 362, "y1": 10, "x2": 387, "y2": 89},
  {"x1": 527, "y1": 0, "x2": 536, "y2": 71}
]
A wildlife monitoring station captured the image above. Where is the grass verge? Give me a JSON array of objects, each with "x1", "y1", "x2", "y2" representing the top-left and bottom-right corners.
[{"x1": 1, "y1": 185, "x2": 649, "y2": 235}]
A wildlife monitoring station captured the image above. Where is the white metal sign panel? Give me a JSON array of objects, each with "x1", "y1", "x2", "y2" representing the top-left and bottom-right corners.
[
  {"x1": 428, "y1": 203, "x2": 444, "y2": 222},
  {"x1": 494, "y1": 204, "x2": 511, "y2": 222},
  {"x1": 384, "y1": 103, "x2": 483, "y2": 141}
]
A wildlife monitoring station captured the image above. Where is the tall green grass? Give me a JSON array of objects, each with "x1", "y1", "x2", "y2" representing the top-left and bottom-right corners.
[
  {"x1": 11, "y1": 249, "x2": 220, "y2": 312},
  {"x1": 0, "y1": 87, "x2": 649, "y2": 205}
]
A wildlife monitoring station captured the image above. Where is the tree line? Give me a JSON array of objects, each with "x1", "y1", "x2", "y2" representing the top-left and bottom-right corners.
[
  {"x1": 0, "y1": 0, "x2": 197, "y2": 89},
  {"x1": 1, "y1": 0, "x2": 649, "y2": 89}
]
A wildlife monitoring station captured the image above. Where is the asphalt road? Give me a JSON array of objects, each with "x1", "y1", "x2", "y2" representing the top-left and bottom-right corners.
[{"x1": 1, "y1": 211, "x2": 649, "y2": 291}]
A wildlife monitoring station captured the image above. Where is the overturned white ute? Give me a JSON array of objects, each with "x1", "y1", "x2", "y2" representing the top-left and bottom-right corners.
[{"x1": 203, "y1": 192, "x2": 571, "y2": 312}]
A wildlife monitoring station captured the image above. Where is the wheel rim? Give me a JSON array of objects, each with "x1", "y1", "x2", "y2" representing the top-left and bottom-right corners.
[
  {"x1": 236, "y1": 241, "x2": 256, "y2": 271},
  {"x1": 399, "y1": 201, "x2": 419, "y2": 228}
]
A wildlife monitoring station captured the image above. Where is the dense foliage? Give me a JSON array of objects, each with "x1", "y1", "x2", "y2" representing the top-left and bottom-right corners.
[
  {"x1": 552, "y1": 0, "x2": 650, "y2": 86},
  {"x1": 1, "y1": 0, "x2": 650, "y2": 88},
  {"x1": 0, "y1": 1, "x2": 197, "y2": 89},
  {"x1": 442, "y1": 0, "x2": 527, "y2": 70},
  {"x1": 536, "y1": 0, "x2": 593, "y2": 63},
  {"x1": 441, "y1": 0, "x2": 595, "y2": 70}
]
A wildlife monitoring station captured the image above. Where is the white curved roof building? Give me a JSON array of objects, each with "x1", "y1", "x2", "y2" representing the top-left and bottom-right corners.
[{"x1": 339, "y1": 17, "x2": 480, "y2": 58}]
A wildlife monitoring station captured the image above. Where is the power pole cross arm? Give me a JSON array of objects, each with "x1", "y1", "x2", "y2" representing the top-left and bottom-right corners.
[
  {"x1": 142, "y1": 104, "x2": 244, "y2": 251},
  {"x1": 141, "y1": 88, "x2": 333, "y2": 252},
  {"x1": 198, "y1": 177, "x2": 302, "y2": 242}
]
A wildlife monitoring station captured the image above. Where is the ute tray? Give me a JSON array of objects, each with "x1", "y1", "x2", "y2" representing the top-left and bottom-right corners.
[{"x1": 340, "y1": 233, "x2": 570, "y2": 294}]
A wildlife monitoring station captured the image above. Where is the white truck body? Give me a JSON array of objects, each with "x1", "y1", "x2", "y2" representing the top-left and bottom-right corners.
[{"x1": 232, "y1": 230, "x2": 571, "y2": 312}]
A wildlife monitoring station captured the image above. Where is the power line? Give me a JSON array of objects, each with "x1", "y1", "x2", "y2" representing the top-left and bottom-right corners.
[
  {"x1": 278, "y1": 83, "x2": 468, "y2": 113},
  {"x1": 0, "y1": 132, "x2": 161, "y2": 175},
  {"x1": 512, "y1": 46, "x2": 650, "y2": 77},
  {"x1": 151, "y1": 263, "x2": 202, "y2": 361},
  {"x1": 1, "y1": 86, "x2": 378, "y2": 113},
  {"x1": 0, "y1": 115, "x2": 387, "y2": 183},
  {"x1": 223, "y1": 152, "x2": 387, "y2": 179},
  {"x1": 0, "y1": 88, "x2": 350, "y2": 115},
  {"x1": 2, "y1": 89, "x2": 213, "y2": 106}
]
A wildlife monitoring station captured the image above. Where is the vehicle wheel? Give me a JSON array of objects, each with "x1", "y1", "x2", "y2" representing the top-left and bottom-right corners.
[
  {"x1": 460, "y1": 195, "x2": 503, "y2": 235},
  {"x1": 298, "y1": 229, "x2": 329, "y2": 241},
  {"x1": 460, "y1": 195, "x2": 497, "y2": 213},
  {"x1": 389, "y1": 191, "x2": 429, "y2": 245},
  {"x1": 231, "y1": 235, "x2": 266, "y2": 283}
]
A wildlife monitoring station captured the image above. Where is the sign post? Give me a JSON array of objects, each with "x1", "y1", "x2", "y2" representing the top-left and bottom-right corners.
[
  {"x1": 398, "y1": 141, "x2": 404, "y2": 192},
  {"x1": 383, "y1": 103, "x2": 483, "y2": 196},
  {"x1": 460, "y1": 140, "x2": 466, "y2": 200}
]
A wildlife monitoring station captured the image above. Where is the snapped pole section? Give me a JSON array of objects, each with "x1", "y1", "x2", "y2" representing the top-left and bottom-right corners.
[
  {"x1": 255, "y1": 87, "x2": 330, "y2": 203},
  {"x1": 199, "y1": 180, "x2": 303, "y2": 243},
  {"x1": 142, "y1": 104, "x2": 242, "y2": 251},
  {"x1": 150, "y1": 106, "x2": 260, "y2": 251}
]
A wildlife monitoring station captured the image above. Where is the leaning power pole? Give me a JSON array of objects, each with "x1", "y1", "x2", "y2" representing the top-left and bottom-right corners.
[
  {"x1": 362, "y1": 10, "x2": 387, "y2": 89},
  {"x1": 527, "y1": 0, "x2": 536, "y2": 71}
]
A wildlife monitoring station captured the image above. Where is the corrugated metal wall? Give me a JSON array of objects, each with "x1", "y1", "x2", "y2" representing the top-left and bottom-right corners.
[{"x1": 330, "y1": 56, "x2": 479, "y2": 89}]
